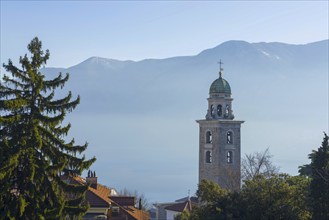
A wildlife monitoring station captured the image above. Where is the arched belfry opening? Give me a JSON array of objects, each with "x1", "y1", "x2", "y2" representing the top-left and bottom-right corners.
[
  {"x1": 227, "y1": 131, "x2": 233, "y2": 144},
  {"x1": 217, "y1": 105, "x2": 222, "y2": 117},
  {"x1": 227, "y1": 151, "x2": 233, "y2": 164},
  {"x1": 197, "y1": 60, "x2": 244, "y2": 190},
  {"x1": 205, "y1": 151, "x2": 212, "y2": 163},
  {"x1": 206, "y1": 131, "x2": 212, "y2": 143}
]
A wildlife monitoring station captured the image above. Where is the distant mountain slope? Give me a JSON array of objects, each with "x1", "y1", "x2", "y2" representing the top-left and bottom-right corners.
[
  {"x1": 42, "y1": 39, "x2": 327, "y2": 115},
  {"x1": 41, "y1": 40, "x2": 328, "y2": 202}
]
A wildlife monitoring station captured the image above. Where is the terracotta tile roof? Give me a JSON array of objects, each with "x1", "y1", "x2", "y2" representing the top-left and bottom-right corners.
[
  {"x1": 110, "y1": 196, "x2": 135, "y2": 206},
  {"x1": 121, "y1": 206, "x2": 150, "y2": 220},
  {"x1": 72, "y1": 176, "x2": 111, "y2": 207}
]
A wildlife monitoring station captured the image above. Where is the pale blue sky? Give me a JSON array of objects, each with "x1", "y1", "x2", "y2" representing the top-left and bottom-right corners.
[
  {"x1": 1, "y1": 1, "x2": 328, "y2": 203},
  {"x1": 1, "y1": 1, "x2": 328, "y2": 68}
]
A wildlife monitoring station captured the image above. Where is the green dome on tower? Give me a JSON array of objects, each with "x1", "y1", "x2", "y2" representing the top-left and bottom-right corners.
[{"x1": 209, "y1": 73, "x2": 231, "y2": 94}]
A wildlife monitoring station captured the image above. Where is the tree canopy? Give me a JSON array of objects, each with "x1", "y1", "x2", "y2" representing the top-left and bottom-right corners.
[
  {"x1": 0, "y1": 37, "x2": 95, "y2": 219},
  {"x1": 307, "y1": 133, "x2": 329, "y2": 219},
  {"x1": 176, "y1": 175, "x2": 311, "y2": 220}
]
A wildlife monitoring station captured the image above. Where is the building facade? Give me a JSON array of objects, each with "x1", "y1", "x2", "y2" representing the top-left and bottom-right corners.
[{"x1": 197, "y1": 67, "x2": 244, "y2": 190}]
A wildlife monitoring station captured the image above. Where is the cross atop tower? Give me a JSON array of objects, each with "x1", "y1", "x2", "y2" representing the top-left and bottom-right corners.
[{"x1": 218, "y1": 59, "x2": 224, "y2": 78}]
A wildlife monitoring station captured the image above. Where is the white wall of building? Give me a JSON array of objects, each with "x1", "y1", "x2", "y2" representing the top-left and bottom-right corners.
[{"x1": 165, "y1": 210, "x2": 180, "y2": 220}]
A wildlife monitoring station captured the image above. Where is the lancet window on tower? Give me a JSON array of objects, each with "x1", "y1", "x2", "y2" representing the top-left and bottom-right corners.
[
  {"x1": 227, "y1": 151, "x2": 233, "y2": 163},
  {"x1": 206, "y1": 131, "x2": 212, "y2": 143},
  {"x1": 227, "y1": 131, "x2": 233, "y2": 144},
  {"x1": 217, "y1": 105, "x2": 222, "y2": 117},
  {"x1": 206, "y1": 151, "x2": 212, "y2": 163}
]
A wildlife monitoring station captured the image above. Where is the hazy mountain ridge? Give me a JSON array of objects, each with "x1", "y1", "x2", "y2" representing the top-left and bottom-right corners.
[
  {"x1": 40, "y1": 40, "x2": 328, "y2": 202},
  {"x1": 44, "y1": 39, "x2": 327, "y2": 77}
]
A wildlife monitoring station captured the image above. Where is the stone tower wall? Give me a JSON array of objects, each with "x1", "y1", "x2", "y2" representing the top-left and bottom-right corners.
[{"x1": 198, "y1": 120, "x2": 243, "y2": 190}]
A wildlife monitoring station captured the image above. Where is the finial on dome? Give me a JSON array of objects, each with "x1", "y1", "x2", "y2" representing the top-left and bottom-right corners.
[{"x1": 218, "y1": 59, "x2": 224, "y2": 78}]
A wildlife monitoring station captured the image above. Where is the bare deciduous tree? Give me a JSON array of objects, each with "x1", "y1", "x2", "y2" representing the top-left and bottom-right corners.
[
  {"x1": 119, "y1": 188, "x2": 150, "y2": 210},
  {"x1": 242, "y1": 148, "x2": 279, "y2": 181}
]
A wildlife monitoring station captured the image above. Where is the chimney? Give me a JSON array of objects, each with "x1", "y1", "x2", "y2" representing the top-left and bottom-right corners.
[
  {"x1": 138, "y1": 198, "x2": 142, "y2": 210},
  {"x1": 86, "y1": 170, "x2": 97, "y2": 189}
]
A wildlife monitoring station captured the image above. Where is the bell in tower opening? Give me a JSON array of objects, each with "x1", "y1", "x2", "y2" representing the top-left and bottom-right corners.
[{"x1": 196, "y1": 60, "x2": 244, "y2": 190}]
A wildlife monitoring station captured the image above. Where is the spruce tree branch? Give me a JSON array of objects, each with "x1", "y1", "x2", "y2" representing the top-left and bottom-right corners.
[
  {"x1": 43, "y1": 73, "x2": 69, "y2": 90},
  {"x1": 3, "y1": 60, "x2": 31, "y2": 84}
]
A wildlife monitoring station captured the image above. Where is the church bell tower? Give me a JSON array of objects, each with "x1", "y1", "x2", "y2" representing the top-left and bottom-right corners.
[{"x1": 197, "y1": 62, "x2": 244, "y2": 190}]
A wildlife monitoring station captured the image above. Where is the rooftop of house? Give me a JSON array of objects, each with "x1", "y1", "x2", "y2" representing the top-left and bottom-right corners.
[
  {"x1": 71, "y1": 175, "x2": 113, "y2": 207},
  {"x1": 164, "y1": 199, "x2": 195, "y2": 213},
  {"x1": 61, "y1": 175, "x2": 149, "y2": 220},
  {"x1": 175, "y1": 196, "x2": 198, "y2": 203}
]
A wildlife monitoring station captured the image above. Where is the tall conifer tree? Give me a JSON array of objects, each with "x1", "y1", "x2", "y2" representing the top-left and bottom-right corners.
[
  {"x1": 309, "y1": 133, "x2": 329, "y2": 219},
  {"x1": 0, "y1": 37, "x2": 96, "y2": 219}
]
